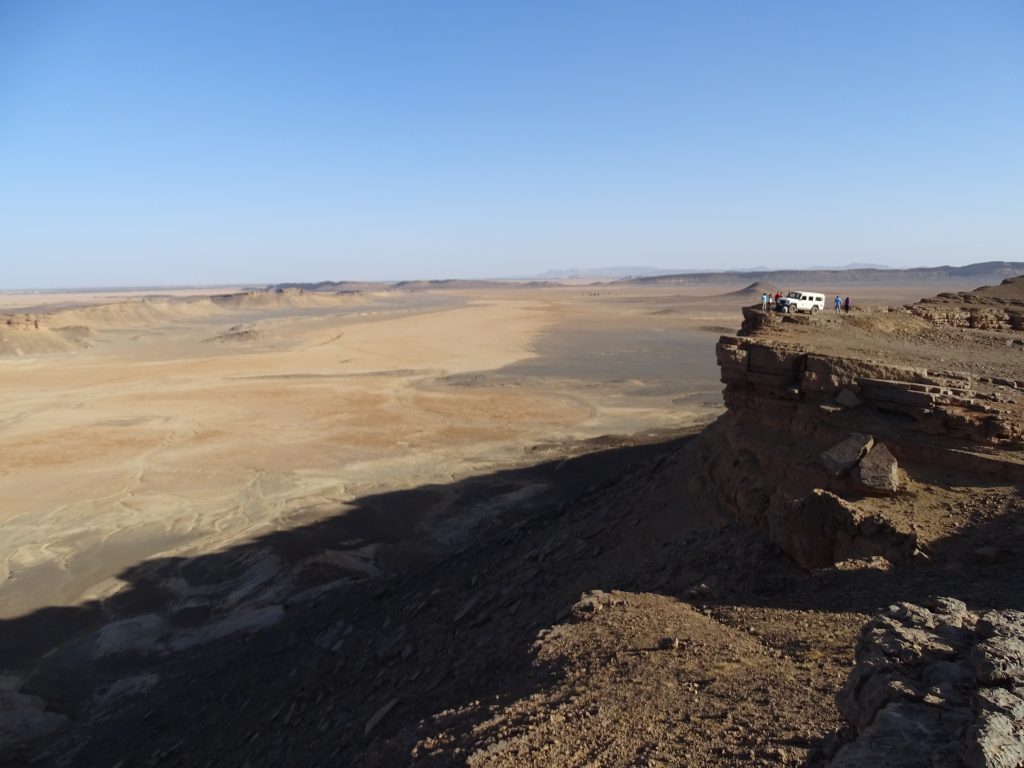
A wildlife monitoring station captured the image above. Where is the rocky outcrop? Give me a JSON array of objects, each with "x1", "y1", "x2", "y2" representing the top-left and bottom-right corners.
[
  {"x1": 0, "y1": 314, "x2": 92, "y2": 356},
  {"x1": 2, "y1": 314, "x2": 42, "y2": 330},
  {"x1": 854, "y1": 443, "x2": 900, "y2": 494},
  {"x1": 821, "y1": 434, "x2": 874, "y2": 476},
  {"x1": 824, "y1": 599, "x2": 1024, "y2": 768},
  {"x1": 716, "y1": 334, "x2": 1024, "y2": 452},
  {"x1": 911, "y1": 276, "x2": 1024, "y2": 331},
  {"x1": 696, "y1": 281, "x2": 1024, "y2": 571},
  {"x1": 691, "y1": 416, "x2": 917, "y2": 570},
  {"x1": 765, "y1": 489, "x2": 913, "y2": 570}
]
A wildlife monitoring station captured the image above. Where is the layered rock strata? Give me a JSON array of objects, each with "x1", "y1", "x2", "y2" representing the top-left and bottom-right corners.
[
  {"x1": 717, "y1": 322, "x2": 1024, "y2": 454},
  {"x1": 696, "y1": 281, "x2": 1024, "y2": 569},
  {"x1": 911, "y1": 275, "x2": 1024, "y2": 331}
]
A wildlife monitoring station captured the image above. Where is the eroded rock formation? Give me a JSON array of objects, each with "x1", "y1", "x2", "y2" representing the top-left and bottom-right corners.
[
  {"x1": 824, "y1": 598, "x2": 1024, "y2": 768},
  {"x1": 911, "y1": 276, "x2": 1024, "y2": 332},
  {"x1": 695, "y1": 280, "x2": 1024, "y2": 571}
]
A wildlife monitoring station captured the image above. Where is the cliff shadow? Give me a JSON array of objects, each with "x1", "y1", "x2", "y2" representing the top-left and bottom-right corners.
[
  {"x1": 4, "y1": 425, "x2": 1021, "y2": 767},
  {"x1": 2, "y1": 430, "x2": 707, "y2": 766}
]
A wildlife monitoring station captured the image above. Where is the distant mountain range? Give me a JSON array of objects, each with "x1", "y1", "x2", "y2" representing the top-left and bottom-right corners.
[
  {"x1": 533, "y1": 263, "x2": 895, "y2": 279},
  {"x1": 533, "y1": 267, "x2": 687, "y2": 279},
  {"x1": 621, "y1": 261, "x2": 1024, "y2": 286},
  {"x1": 268, "y1": 261, "x2": 1024, "y2": 292}
]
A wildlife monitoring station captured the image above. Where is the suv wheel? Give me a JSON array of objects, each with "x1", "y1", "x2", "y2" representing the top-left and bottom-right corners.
[{"x1": 811, "y1": 306, "x2": 819, "y2": 314}]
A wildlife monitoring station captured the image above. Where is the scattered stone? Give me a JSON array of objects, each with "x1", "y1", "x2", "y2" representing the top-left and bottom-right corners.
[
  {"x1": 316, "y1": 619, "x2": 348, "y2": 654},
  {"x1": 364, "y1": 697, "x2": 400, "y2": 737},
  {"x1": 570, "y1": 590, "x2": 614, "y2": 621},
  {"x1": 821, "y1": 434, "x2": 874, "y2": 476},
  {"x1": 686, "y1": 581, "x2": 716, "y2": 600},
  {"x1": 453, "y1": 595, "x2": 479, "y2": 623},
  {"x1": 375, "y1": 626, "x2": 409, "y2": 660},
  {"x1": 835, "y1": 388, "x2": 862, "y2": 408},
  {"x1": 853, "y1": 443, "x2": 900, "y2": 495}
]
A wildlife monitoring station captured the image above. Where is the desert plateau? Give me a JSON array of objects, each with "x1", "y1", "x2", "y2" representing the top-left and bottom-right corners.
[{"x1": 2, "y1": 265, "x2": 1024, "y2": 767}]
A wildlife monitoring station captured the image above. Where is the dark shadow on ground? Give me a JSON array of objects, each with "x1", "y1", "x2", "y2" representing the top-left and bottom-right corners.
[{"x1": 2, "y1": 428, "x2": 1022, "y2": 767}]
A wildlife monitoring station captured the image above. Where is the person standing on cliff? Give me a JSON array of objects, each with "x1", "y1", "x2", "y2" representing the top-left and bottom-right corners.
[
  {"x1": 844, "y1": 296, "x2": 851, "y2": 313},
  {"x1": 761, "y1": 292, "x2": 768, "y2": 310},
  {"x1": 834, "y1": 295, "x2": 842, "y2": 314}
]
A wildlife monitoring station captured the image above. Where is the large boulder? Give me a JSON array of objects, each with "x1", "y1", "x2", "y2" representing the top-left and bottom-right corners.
[
  {"x1": 766, "y1": 489, "x2": 915, "y2": 570},
  {"x1": 836, "y1": 388, "x2": 863, "y2": 409},
  {"x1": 854, "y1": 443, "x2": 900, "y2": 495},
  {"x1": 767, "y1": 490, "x2": 860, "y2": 569},
  {"x1": 822, "y1": 434, "x2": 875, "y2": 476}
]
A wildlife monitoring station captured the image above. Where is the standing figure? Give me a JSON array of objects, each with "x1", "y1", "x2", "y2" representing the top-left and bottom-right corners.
[
  {"x1": 844, "y1": 296, "x2": 851, "y2": 313},
  {"x1": 834, "y1": 295, "x2": 842, "y2": 315},
  {"x1": 761, "y1": 292, "x2": 768, "y2": 310}
]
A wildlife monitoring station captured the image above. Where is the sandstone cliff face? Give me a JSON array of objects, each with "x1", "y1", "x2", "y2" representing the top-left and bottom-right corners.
[{"x1": 694, "y1": 283, "x2": 1024, "y2": 570}]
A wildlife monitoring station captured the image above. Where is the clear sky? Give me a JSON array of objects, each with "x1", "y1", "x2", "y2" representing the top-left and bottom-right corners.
[{"x1": 1, "y1": 1, "x2": 1021, "y2": 288}]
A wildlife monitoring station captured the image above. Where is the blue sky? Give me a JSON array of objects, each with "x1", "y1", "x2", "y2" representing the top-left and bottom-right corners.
[{"x1": 1, "y1": 1, "x2": 1021, "y2": 288}]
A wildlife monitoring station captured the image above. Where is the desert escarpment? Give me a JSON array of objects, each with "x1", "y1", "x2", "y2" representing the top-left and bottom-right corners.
[{"x1": 694, "y1": 277, "x2": 1024, "y2": 571}]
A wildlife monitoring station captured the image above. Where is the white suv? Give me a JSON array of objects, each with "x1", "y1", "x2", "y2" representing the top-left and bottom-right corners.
[{"x1": 776, "y1": 291, "x2": 825, "y2": 314}]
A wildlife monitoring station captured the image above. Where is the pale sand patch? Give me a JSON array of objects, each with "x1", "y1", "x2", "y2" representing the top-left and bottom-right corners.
[{"x1": 1, "y1": 293, "x2": 653, "y2": 617}]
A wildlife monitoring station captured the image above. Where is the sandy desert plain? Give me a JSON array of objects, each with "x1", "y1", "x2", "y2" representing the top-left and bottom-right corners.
[
  {"x1": 0, "y1": 278, "x2": 969, "y2": 633},
  {"x1": 3, "y1": 273, "x2": 1014, "y2": 766},
  {"x1": 0, "y1": 282, "x2": 722, "y2": 624}
]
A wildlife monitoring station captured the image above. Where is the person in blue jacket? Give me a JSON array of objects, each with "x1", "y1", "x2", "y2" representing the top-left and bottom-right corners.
[{"x1": 834, "y1": 295, "x2": 842, "y2": 314}]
